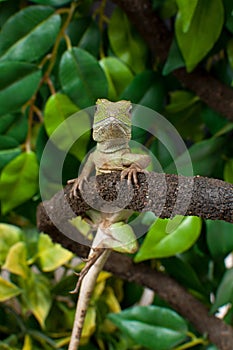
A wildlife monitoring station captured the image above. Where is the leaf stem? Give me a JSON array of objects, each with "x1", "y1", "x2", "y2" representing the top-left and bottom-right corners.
[
  {"x1": 174, "y1": 333, "x2": 208, "y2": 350},
  {"x1": 93, "y1": 0, "x2": 108, "y2": 59},
  {"x1": 46, "y1": 1, "x2": 78, "y2": 78}
]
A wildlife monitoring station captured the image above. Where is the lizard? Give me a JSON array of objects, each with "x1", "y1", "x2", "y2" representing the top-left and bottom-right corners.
[{"x1": 67, "y1": 98, "x2": 150, "y2": 350}]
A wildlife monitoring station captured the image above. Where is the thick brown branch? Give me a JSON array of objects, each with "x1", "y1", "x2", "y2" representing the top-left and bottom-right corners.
[
  {"x1": 112, "y1": 0, "x2": 233, "y2": 122},
  {"x1": 38, "y1": 172, "x2": 233, "y2": 227},
  {"x1": 37, "y1": 173, "x2": 233, "y2": 350}
]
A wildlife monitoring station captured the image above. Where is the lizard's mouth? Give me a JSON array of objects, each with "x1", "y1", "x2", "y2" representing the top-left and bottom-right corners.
[{"x1": 93, "y1": 117, "x2": 131, "y2": 141}]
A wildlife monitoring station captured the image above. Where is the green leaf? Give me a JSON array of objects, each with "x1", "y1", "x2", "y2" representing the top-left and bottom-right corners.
[
  {"x1": 165, "y1": 90, "x2": 203, "y2": 141},
  {"x1": 175, "y1": 0, "x2": 224, "y2": 71},
  {"x1": 108, "y1": 305, "x2": 188, "y2": 350},
  {"x1": 176, "y1": 0, "x2": 198, "y2": 32},
  {"x1": 2, "y1": 113, "x2": 28, "y2": 144},
  {"x1": 162, "y1": 256, "x2": 206, "y2": 294},
  {"x1": 0, "y1": 114, "x2": 17, "y2": 134},
  {"x1": 159, "y1": 0, "x2": 177, "y2": 19},
  {"x1": 0, "y1": 276, "x2": 21, "y2": 302},
  {"x1": 0, "y1": 61, "x2": 41, "y2": 116},
  {"x1": 201, "y1": 106, "x2": 228, "y2": 136},
  {"x1": 0, "y1": 135, "x2": 18, "y2": 150},
  {"x1": 67, "y1": 17, "x2": 100, "y2": 58},
  {"x1": 99, "y1": 57, "x2": 134, "y2": 100},
  {"x1": 3, "y1": 242, "x2": 29, "y2": 278},
  {"x1": 163, "y1": 38, "x2": 185, "y2": 75},
  {"x1": 44, "y1": 93, "x2": 91, "y2": 160},
  {"x1": 211, "y1": 268, "x2": 233, "y2": 313},
  {"x1": 0, "y1": 148, "x2": 21, "y2": 172},
  {"x1": 165, "y1": 90, "x2": 200, "y2": 113},
  {"x1": 37, "y1": 234, "x2": 73, "y2": 272},
  {"x1": 31, "y1": 0, "x2": 71, "y2": 5},
  {"x1": 0, "y1": 135, "x2": 21, "y2": 171},
  {"x1": 135, "y1": 216, "x2": 202, "y2": 262},
  {"x1": 0, "y1": 223, "x2": 22, "y2": 265},
  {"x1": 0, "y1": 6, "x2": 61, "y2": 62},
  {"x1": 59, "y1": 47, "x2": 108, "y2": 108},
  {"x1": 224, "y1": 159, "x2": 233, "y2": 183},
  {"x1": 21, "y1": 271, "x2": 52, "y2": 328},
  {"x1": 207, "y1": 220, "x2": 233, "y2": 258},
  {"x1": 0, "y1": 151, "x2": 39, "y2": 214},
  {"x1": 108, "y1": 7, "x2": 148, "y2": 73},
  {"x1": 121, "y1": 70, "x2": 165, "y2": 112},
  {"x1": 165, "y1": 137, "x2": 225, "y2": 176},
  {"x1": 223, "y1": 0, "x2": 233, "y2": 34}
]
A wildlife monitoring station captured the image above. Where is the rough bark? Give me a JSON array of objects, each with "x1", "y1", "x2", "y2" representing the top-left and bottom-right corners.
[
  {"x1": 37, "y1": 173, "x2": 233, "y2": 349},
  {"x1": 38, "y1": 172, "x2": 233, "y2": 227},
  {"x1": 112, "y1": 0, "x2": 233, "y2": 122}
]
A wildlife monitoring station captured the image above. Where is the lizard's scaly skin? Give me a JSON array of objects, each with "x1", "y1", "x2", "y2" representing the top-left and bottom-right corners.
[{"x1": 68, "y1": 99, "x2": 150, "y2": 350}]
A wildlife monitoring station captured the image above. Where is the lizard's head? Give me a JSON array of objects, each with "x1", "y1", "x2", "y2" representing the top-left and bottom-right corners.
[{"x1": 93, "y1": 99, "x2": 132, "y2": 142}]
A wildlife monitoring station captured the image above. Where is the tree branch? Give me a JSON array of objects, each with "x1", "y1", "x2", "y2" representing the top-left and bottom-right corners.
[
  {"x1": 36, "y1": 174, "x2": 233, "y2": 349},
  {"x1": 38, "y1": 172, "x2": 233, "y2": 228},
  {"x1": 112, "y1": 0, "x2": 233, "y2": 122}
]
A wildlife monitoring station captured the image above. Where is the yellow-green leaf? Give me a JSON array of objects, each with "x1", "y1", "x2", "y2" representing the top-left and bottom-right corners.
[
  {"x1": 44, "y1": 93, "x2": 91, "y2": 160},
  {"x1": 105, "y1": 286, "x2": 121, "y2": 313},
  {"x1": 22, "y1": 335, "x2": 32, "y2": 350},
  {"x1": 0, "y1": 276, "x2": 21, "y2": 301},
  {"x1": 0, "y1": 151, "x2": 39, "y2": 214},
  {"x1": 38, "y1": 233, "x2": 73, "y2": 272},
  {"x1": 22, "y1": 272, "x2": 51, "y2": 328},
  {"x1": 0, "y1": 223, "x2": 22, "y2": 265},
  {"x1": 176, "y1": 0, "x2": 198, "y2": 33},
  {"x1": 2, "y1": 242, "x2": 29, "y2": 278},
  {"x1": 44, "y1": 93, "x2": 79, "y2": 137}
]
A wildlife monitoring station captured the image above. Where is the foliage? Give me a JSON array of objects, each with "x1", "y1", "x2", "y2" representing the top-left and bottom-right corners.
[{"x1": 0, "y1": 0, "x2": 233, "y2": 349}]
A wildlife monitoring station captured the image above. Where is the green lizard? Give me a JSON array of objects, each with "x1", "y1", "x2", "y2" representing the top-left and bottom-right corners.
[{"x1": 67, "y1": 99, "x2": 150, "y2": 350}]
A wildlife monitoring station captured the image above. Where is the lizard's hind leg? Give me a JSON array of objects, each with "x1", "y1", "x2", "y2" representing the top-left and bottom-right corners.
[{"x1": 70, "y1": 247, "x2": 105, "y2": 294}]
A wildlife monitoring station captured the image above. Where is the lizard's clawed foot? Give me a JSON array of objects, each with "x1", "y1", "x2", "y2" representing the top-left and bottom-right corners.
[
  {"x1": 70, "y1": 248, "x2": 104, "y2": 294},
  {"x1": 67, "y1": 176, "x2": 87, "y2": 199},
  {"x1": 121, "y1": 164, "x2": 148, "y2": 186}
]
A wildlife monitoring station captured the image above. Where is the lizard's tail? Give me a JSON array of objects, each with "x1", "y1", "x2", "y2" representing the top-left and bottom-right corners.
[{"x1": 68, "y1": 248, "x2": 111, "y2": 350}]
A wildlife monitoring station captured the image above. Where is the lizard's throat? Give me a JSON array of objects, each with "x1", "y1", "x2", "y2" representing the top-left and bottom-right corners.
[{"x1": 97, "y1": 139, "x2": 129, "y2": 153}]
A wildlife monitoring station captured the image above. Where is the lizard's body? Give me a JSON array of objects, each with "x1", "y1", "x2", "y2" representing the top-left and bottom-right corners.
[{"x1": 68, "y1": 99, "x2": 150, "y2": 350}]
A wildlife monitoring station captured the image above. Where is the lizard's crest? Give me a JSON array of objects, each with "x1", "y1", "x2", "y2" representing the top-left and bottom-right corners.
[{"x1": 93, "y1": 99, "x2": 132, "y2": 142}]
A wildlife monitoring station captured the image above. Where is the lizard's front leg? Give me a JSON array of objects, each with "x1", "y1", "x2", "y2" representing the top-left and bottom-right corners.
[
  {"x1": 68, "y1": 153, "x2": 95, "y2": 198},
  {"x1": 120, "y1": 163, "x2": 146, "y2": 185},
  {"x1": 120, "y1": 154, "x2": 150, "y2": 185}
]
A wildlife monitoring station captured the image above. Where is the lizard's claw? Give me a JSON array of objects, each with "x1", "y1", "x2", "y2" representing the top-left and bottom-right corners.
[
  {"x1": 67, "y1": 177, "x2": 87, "y2": 199},
  {"x1": 121, "y1": 164, "x2": 147, "y2": 186}
]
